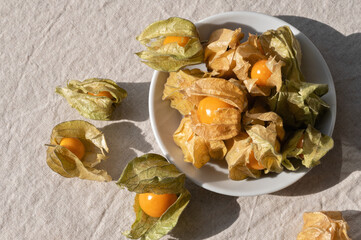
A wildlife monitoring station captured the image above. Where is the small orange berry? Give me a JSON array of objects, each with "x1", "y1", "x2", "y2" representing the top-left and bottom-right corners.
[
  {"x1": 163, "y1": 36, "x2": 190, "y2": 47},
  {"x1": 88, "y1": 91, "x2": 114, "y2": 100},
  {"x1": 250, "y1": 60, "x2": 272, "y2": 86},
  {"x1": 139, "y1": 193, "x2": 178, "y2": 218},
  {"x1": 59, "y1": 137, "x2": 85, "y2": 160},
  {"x1": 247, "y1": 150, "x2": 265, "y2": 170},
  {"x1": 197, "y1": 97, "x2": 234, "y2": 124}
]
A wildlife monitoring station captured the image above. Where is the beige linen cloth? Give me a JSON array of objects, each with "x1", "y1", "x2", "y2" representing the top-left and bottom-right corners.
[{"x1": 1, "y1": 1, "x2": 360, "y2": 239}]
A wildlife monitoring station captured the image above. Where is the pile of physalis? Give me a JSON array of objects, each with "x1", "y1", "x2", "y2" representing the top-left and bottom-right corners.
[
  {"x1": 46, "y1": 120, "x2": 112, "y2": 181},
  {"x1": 117, "y1": 153, "x2": 191, "y2": 240},
  {"x1": 136, "y1": 17, "x2": 334, "y2": 180}
]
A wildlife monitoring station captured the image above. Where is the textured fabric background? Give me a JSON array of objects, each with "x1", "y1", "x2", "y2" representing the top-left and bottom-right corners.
[{"x1": 1, "y1": 0, "x2": 361, "y2": 239}]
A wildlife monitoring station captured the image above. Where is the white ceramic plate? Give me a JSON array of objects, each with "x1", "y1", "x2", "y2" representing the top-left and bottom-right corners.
[{"x1": 149, "y1": 11, "x2": 336, "y2": 196}]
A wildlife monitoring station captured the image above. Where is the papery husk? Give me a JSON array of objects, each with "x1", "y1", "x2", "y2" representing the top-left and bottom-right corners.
[
  {"x1": 55, "y1": 78, "x2": 127, "y2": 120},
  {"x1": 184, "y1": 77, "x2": 247, "y2": 141},
  {"x1": 205, "y1": 28, "x2": 244, "y2": 60},
  {"x1": 245, "y1": 124, "x2": 283, "y2": 173},
  {"x1": 190, "y1": 107, "x2": 242, "y2": 141},
  {"x1": 243, "y1": 111, "x2": 285, "y2": 173},
  {"x1": 282, "y1": 124, "x2": 334, "y2": 170},
  {"x1": 233, "y1": 33, "x2": 266, "y2": 80},
  {"x1": 136, "y1": 50, "x2": 204, "y2": 72},
  {"x1": 247, "y1": 33, "x2": 265, "y2": 55},
  {"x1": 185, "y1": 77, "x2": 248, "y2": 111},
  {"x1": 137, "y1": 17, "x2": 199, "y2": 45},
  {"x1": 136, "y1": 17, "x2": 203, "y2": 72},
  {"x1": 117, "y1": 153, "x2": 191, "y2": 240},
  {"x1": 208, "y1": 49, "x2": 237, "y2": 78},
  {"x1": 297, "y1": 212, "x2": 351, "y2": 240},
  {"x1": 152, "y1": 38, "x2": 202, "y2": 60},
  {"x1": 46, "y1": 120, "x2": 111, "y2": 181},
  {"x1": 207, "y1": 140, "x2": 227, "y2": 160},
  {"x1": 242, "y1": 78, "x2": 271, "y2": 96},
  {"x1": 227, "y1": 78, "x2": 253, "y2": 106},
  {"x1": 162, "y1": 69, "x2": 209, "y2": 115},
  {"x1": 225, "y1": 132, "x2": 261, "y2": 180},
  {"x1": 204, "y1": 28, "x2": 244, "y2": 78},
  {"x1": 265, "y1": 56, "x2": 285, "y2": 92},
  {"x1": 173, "y1": 117, "x2": 226, "y2": 168},
  {"x1": 259, "y1": 26, "x2": 304, "y2": 82},
  {"x1": 227, "y1": 78, "x2": 248, "y2": 92},
  {"x1": 281, "y1": 129, "x2": 304, "y2": 171},
  {"x1": 268, "y1": 79, "x2": 330, "y2": 128},
  {"x1": 117, "y1": 153, "x2": 186, "y2": 194},
  {"x1": 248, "y1": 99, "x2": 269, "y2": 114},
  {"x1": 243, "y1": 111, "x2": 285, "y2": 141},
  {"x1": 233, "y1": 50, "x2": 251, "y2": 81}
]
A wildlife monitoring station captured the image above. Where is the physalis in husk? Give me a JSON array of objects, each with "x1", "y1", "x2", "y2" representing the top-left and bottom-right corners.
[
  {"x1": 117, "y1": 154, "x2": 190, "y2": 240},
  {"x1": 162, "y1": 68, "x2": 211, "y2": 115},
  {"x1": 136, "y1": 17, "x2": 204, "y2": 72},
  {"x1": 56, "y1": 78, "x2": 127, "y2": 120},
  {"x1": 46, "y1": 120, "x2": 111, "y2": 182},
  {"x1": 297, "y1": 211, "x2": 351, "y2": 240},
  {"x1": 185, "y1": 77, "x2": 248, "y2": 141},
  {"x1": 282, "y1": 124, "x2": 334, "y2": 170}
]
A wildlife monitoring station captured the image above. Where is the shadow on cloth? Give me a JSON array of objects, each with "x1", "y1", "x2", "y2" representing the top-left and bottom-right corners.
[
  {"x1": 343, "y1": 210, "x2": 361, "y2": 239},
  {"x1": 273, "y1": 16, "x2": 361, "y2": 196},
  {"x1": 169, "y1": 179, "x2": 240, "y2": 240},
  {"x1": 96, "y1": 121, "x2": 152, "y2": 180},
  {"x1": 111, "y1": 81, "x2": 150, "y2": 122}
]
